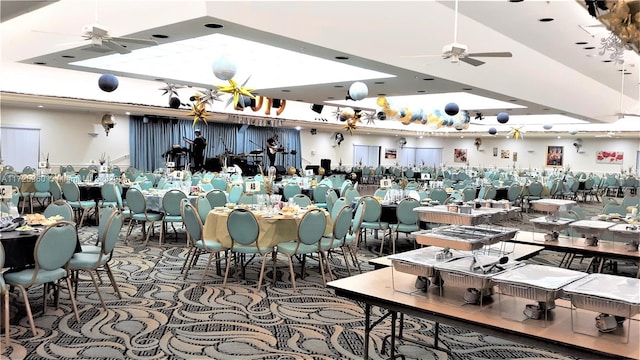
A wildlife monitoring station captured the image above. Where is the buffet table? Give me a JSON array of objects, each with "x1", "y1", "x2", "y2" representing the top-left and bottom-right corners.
[
  {"x1": 327, "y1": 267, "x2": 639, "y2": 360},
  {"x1": 414, "y1": 205, "x2": 520, "y2": 226}
]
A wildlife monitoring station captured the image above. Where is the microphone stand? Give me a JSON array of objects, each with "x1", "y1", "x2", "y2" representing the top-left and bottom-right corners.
[
  {"x1": 220, "y1": 136, "x2": 231, "y2": 155},
  {"x1": 248, "y1": 139, "x2": 264, "y2": 150}
]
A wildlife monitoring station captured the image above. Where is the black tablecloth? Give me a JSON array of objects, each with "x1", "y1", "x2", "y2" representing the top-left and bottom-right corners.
[{"x1": 0, "y1": 228, "x2": 82, "y2": 269}]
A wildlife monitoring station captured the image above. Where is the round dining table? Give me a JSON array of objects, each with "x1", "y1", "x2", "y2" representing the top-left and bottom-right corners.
[
  {"x1": 0, "y1": 226, "x2": 82, "y2": 269},
  {"x1": 203, "y1": 207, "x2": 332, "y2": 248}
]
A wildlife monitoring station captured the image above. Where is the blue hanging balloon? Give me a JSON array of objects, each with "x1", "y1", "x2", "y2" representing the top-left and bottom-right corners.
[
  {"x1": 98, "y1": 74, "x2": 119, "y2": 92},
  {"x1": 169, "y1": 97, "x2": 181, "y2": 109},
  {"x1": 497, "y1": 112, "x2": 509, "y2": 124},
  {"x1": 444, "y1": 102, "x2": 459, "y2": 116},
  {"x1": 489, "y1": 127, "x2": 497, "y2": 135}
]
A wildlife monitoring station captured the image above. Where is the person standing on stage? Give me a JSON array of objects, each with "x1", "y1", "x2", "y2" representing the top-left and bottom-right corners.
[
  {"x1": 191, "y1": 129, "x2": 207, "y2": 171},
  {"x1": 266, "y1": 134, "x2": 279, "y2": 167}
]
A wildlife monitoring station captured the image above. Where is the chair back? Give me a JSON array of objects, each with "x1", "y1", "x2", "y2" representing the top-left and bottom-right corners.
[
  {"x1": 396, "y1": 198, "x2": 419, "y2": 225},
  {"x1": 283, "y1": 183, "x2": 301, "y2": 200},
  {"x1": 313, "y1": 184, "x2": 330, "y2": 203},
  {"x1": 34, "y1": 221, "x2": 77, "y2": 271},
  {"x1": 507, "y1": 184, "x2": 522, "y2": 203},
  {"x1": 162, "y1": 189, "x2": 188, "y2": 216},
  {"x1": 61, "y1": 181, "x2": 81, "y2": 202},
  {"x1": 622, "y1": 195, "x2": 640, "y2": 208},
  {"x1": 78, "y1": 167, "x2": 90, "y2": 180},
  {"x1": 292, "y1": 194, "x2": 312, "y2": 207},
  {"x1": 34, "y1": 175, "x2": 50, "y2": 192},
  {"x1": 329, "y1": 206, "x2": 353, "y2": 247},
  {"x1": 603, "y1": 203, "x2": 626, "y2": 215},
  {"x1": 212, "y1": 177, "x2": 227, "y2": 191},
  {"x1": 360, "y1": 195, "x2": 382, "y2": 222},
  {"x1": 326, "y1": 189, "x2": 338, "y2": 213},
  {"x1": 484, "y1": 186, "x2": 497, "y2": 200},
  {"x1": 528, "y1": 181, "x2": 543, "y2": 197},
  {"x1": 102, "y1": 209, "x2": 123, "y2": 255},
  {"x1": 101, "y1": 182, "x2": 119, "y2": 203},
  {"x1": 50, "y1": 180, "x2": 63, "y2": 200},
  {"x1": 297, "y1": 209, "x2": 327, "y2": 246},
  {"x1": 22, "y1": 166, "x2": 35, "y2": 174},
  {"x1": 583, "y1": 178, "x2": 595, "y2": 191},
  {"x1": 182, "y1": 200, "x2": 203, "y2": 242},
  {"x1": 125, "y1": 188, "x2": 147, "y2": 214},
  {"x1": 228, "y1": 184, "x2": 243, "y2": 204},
  {"x1": 331, "y1": 197, "x2": 349, "y2": 221},
  {"x1": 196, "y1": 196, "x2": 212, "y2": 224},
  {"x1": 344, "y1": 188, "x2": 360, "y2": 205},
  {"x1": 206, "y1": 190, "x2": 227, "y2": 208},
  {"x1": 373, "y1": 188, "x2": 388, "y2": 199},
  {"x1": 429, "y1": 188, "x2": 448, "y2": 204},
  {"x1": 462, "y1": 187, "x2": 476, "y2": 202},
  {"x1": 227, "y1": 208, "x2": 259, "y2": 247},
  {"x1": 44, "y1": 200, "x2": 74, "y2": 222},
  {"x1": 351, "y1": 200, "x2": 367, "y2": 235}
]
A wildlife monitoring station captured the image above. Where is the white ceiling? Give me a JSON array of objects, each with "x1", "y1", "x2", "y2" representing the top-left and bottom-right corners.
[{"x1": 1, "y1": 0, "x2": 640, "y2": 138}]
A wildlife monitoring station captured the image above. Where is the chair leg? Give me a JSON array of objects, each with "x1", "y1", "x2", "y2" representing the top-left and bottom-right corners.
[
  {"x1": 86, "y1": 271, "x2": 107, "y2": 310},
  {"x1": 15, "y1": 285, "x2": 37, "y2": 336},
  {"x1": 222, "y1": 252, "x2": 233, "y2": 288},
  {"x1": 256, "y1": 253, "x2": 271, "y2": 292},
  {"x1": 340, "y1": 248, "x2": 352, "y2": 276},
  {"x1": 63, "y1": 277, "x2": 81, "y2": 322},
  {"x1": 3, "y1": 289, "x2": 9, "y2": 344},
  {"x1": 104, "y1": 264, "x2": 122, "y2": 299},
  {"x1": 143, "y1": 221, "x2": 155, "y2": 247}
]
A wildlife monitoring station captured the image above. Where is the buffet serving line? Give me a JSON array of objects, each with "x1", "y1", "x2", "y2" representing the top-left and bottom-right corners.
[{"x1": 325, "y1": 202, "x2": 640, "y2": 359}]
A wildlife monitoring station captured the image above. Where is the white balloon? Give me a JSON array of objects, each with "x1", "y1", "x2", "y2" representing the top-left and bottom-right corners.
[
  {"x1": 543, "y1": 123, "x2": 553, "y2": 130},
  {"x1": 348, "y1": 81, "x2": 368, "y2": 101},
  {"x1": 212, "y1": 56, "x2": 237, "y2": 81}
]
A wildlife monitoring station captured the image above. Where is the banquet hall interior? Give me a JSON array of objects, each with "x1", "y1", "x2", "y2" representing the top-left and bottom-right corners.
[{"x1": 1, "y1": 1, "x2": 640, "y2": 360}]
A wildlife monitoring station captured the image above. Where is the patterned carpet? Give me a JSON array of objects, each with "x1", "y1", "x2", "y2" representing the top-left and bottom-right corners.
[{"x1": 1, "y1": 200, "x2": 633, "y2": 360}]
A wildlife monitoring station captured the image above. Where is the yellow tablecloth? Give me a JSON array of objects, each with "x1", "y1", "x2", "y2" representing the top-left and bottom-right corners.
[{"x1": 203, "y1": 208, "x2": 332, "y2": 248}]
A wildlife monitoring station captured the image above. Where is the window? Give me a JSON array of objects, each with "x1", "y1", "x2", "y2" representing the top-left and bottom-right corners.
[
  {"x1": 1, "y1": 126, "x2": 40, "y2": 171},
  {"x1": 399, "y1": 147, "x2": 442, "y2": 167},
  {"x1": 353, "y1": 145, "x2": 380, "y2": 166}
]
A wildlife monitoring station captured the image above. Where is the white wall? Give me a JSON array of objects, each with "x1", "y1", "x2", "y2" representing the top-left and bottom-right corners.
[
  {"x1": 300, "y1": 129, "x2": 640, "y2": 176},
  {"x1": 2, "y1": 104, "x2": 639, "y2": 176},
  {"x1": 1, "y1": 105, "x2": 131, "y2": 171}
]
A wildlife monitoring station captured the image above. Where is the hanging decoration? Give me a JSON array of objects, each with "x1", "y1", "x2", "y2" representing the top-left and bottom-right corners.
[
  {"x1": 374, "y1": 96, "x2": 470, "y2": 130},
  {"x1": 331, "y1": 107, "x2": 342, "y2": 121},
  {"x1": 444, "y1": 102, "x2": 459, "y2": 116},
  {"x1": 212, "y1": 56, "x2": 237, "y2": 81},
  {"x1": 216, "y1": 77, "x2": 255, "y2": 109},
  {"x1": 543, "y1": 123, "x2": 553, "y2": 130},
  {"x1": 159, "y1": 83, "x2": 183, "y2": 97},
  {"x1": 187, "y1": 93, "x2": 208, "y2": 127},
  {"x1": 496, "y1": 112, "x2": 510, "y2": 124},
  {"x1": 474, "y1": 137, "x2": 482, "y2": 151},
  {"x1": 508, "y1": 126, "x2": 525, "y2": 140},
  {"x1": 348, "y1": 81, "x2": 368, "y2": 101},
  {"x1": 362, "y1": 110, "x2": 377, "y2": 125},
  {"x1": 197, "y1": 88, "x2": 224, "y2": 105},
  {"x1": 264, "y1": 98, "x2": 287, "y2": 116},
  {"x1": 488, "y1": 127, "x2": 497, "y2": 135},
  {"x1": 98, "y1": 74, "x2": 119, "y2": 92}
]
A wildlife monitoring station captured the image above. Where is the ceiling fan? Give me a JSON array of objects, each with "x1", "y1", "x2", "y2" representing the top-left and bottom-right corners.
[
  {"x1": 403, "y1": 0, "x2": 512, "y2": 66},
  {"x1": 596, "y1": 131, "x2": 620, "y2": 138},
  {"x1": 64, "y1": 23, "x2": 158, "y2": 54}
]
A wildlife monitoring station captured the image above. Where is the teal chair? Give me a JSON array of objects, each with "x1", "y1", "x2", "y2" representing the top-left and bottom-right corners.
[
  {"x1": 223, "y1": 209, "x2": 273, "y2": 291},
  {"x1": 78, "y1": 167, "x2": 91, "y2": 181},
  {"x1": 181, "y1": 200, "x2": 228, "y2": 283},
  {"x1": 429, "y1": 188, "x2": 448, "y2": 204},
  {"x1": 340, "y1": 200, "x2": 366, "y2": 275},
  {"x1": 98, "y1": 182, "x2": 119, "y2": 217},
  {"x1": 4, "y1": 221, "x2": 80, "y2": 336},
  {"x1": 206, "y1": 190, "x2": 227, "y2": 208},
  {"x1": 196, "y1": 195, "x2": 212, "y2": 224},
  {"x1": 160, "y1": 189, "x2": 187, "y2": 245},
  {"x1": 385, "y1": 198, "x2": 420, "y2": 256},
  {"x1": 507, "y1": 183, "x2": 523, "y2": 206},
  {"x1": 82, "y1": 204, "x2": 118, "y2": 254},
  {"x1": 344, "y1": 187, "x2": 360, "y2": 206},
  {"x1": 50, "y1": 180, "x2": 63, "y2": 201},
  {"x1": 43, "y1": 199, "x2": 74, "y2": 222},
  {"x1": 275, "y1": 208, "x2": 328, "y2": 289},
  {"x1": 358, "y1": 195, "x2": 390, "y2": 248},
  {"x1": 462, "y1": 187, "x2": 477, "y2": 202},
  {"x1": 602, "y1": 203, "x2": 626, "y2": 216},
  {"x1": 62, "y1": 181, "x2": 96, "y2": 228},
  {"x1": 199, "y1": 182, "x2": 214, "y2": 192},
  {"x1": 326, "y1": 189, "x2": 338, "y2": 214},
  {"x1": 125, "y1": 188, "x2": 163, "y2": 246},
  {"x1": 373, "y1": 188, "x2": 388, "y2": 199},
  {"x1": 228, "y1": 184, "x2": 243, "y2": 204},
  {"x1": 283, "y1": 183, "x2": 301, "y2": 201},
  {"x1": 320, "y1": 205, "x2": 353, "y2": 283},
  {"x1": 68, "y1": 209, "x2": 123, "y2": 309},
  {"x1": 312, "y1": 184, "x2": 330, "y2": 208},
  {"x1": 291, "y1": 194, "x2": 312, "y2": 207},
  {"x1": 0, "y1": 243, "x2": 9, "y2": 343},
  {"x1": 523, "y1": 181, "x2": 544, "y2": 212},
  {"x1": 331, "y1": 197, "x2": 349, "y2": 221},
  {"x1": 212, "y1": 177, "x2": 228, "y2": 191},
  {"x1": 30, "y1": 174, "x2": 52, "y2": 213}
]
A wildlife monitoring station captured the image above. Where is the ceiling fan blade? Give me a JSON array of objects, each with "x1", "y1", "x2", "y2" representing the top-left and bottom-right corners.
[
  {"x1": 467, "y1": 52, "x2": 512, "y2": 58},
  {"x1": 103, "y1": 40, "x2": 131, "y2": 54},
  {"x1": 460, "y1": 57, "x2": 485, "y2": 66},
  {"x1": 110, "y1": 36, "x2": 158, "y2": 46}
]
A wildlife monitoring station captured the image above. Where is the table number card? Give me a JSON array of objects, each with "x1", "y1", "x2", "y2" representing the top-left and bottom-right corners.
[
  {"x1": 166, "y1": 162, "x2": 175, "y2": 168},
  {"x1": 38, "y1": 161, "x2": 47, "y2": 169},
  {"x1": 0, "y1": 185, "x2": 12, "y2": 199},
  {"x1": 380, "y1": 179, "x2": 391, "y2": 188},
  {"x1": 246, "y1": 181, "x2": 261, "y2": 193},
  {"x1": 304, "y1": 169, "x2": 314, "y2": 177},
  {"x1": 421, "y1": 173, "x2": 431, "y2": 180},
  {"x1": 99, "y1": 165, "x2": 108, "y2": 173}
]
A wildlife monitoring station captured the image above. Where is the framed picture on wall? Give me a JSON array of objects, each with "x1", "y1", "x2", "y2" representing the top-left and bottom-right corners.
[
  {"x1": 596, "y1": 151, "x2": 623, "y2": 164},
  {"x1": 385, "y1": 148, "x2": 397, "y2": 159},
  {"x1": 454, "y1": 148, "x2": 467, "y2": 163},
  {"x1": 493, "y1": 147, "x2": 498, "y2": 157},
  {"x1": 501, "y1": 150, "x2": 510, "y2": 159},
  {"x1": 546, "y1": 146, "x2": 563, "y2": 167},
  {"x1": 513, "y1": 152, "x2": 518, "y2": 162}
]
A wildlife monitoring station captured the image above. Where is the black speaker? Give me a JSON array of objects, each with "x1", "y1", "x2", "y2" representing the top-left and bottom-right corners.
[
  {"x1": 274, "y1": 165, "x2": 286, "y2": 181},
  {"x1": 320, "y1": 159, "x2": 331, "y2": 174},
  {"x1": 311, "y1": 104, "x2": 324, "y2": 113},
  {"x1": 204, "y1": 157, "x2": 221, "y2": 172}
]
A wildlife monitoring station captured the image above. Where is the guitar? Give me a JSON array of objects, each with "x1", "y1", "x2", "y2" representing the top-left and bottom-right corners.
[{"x1": 267, "y1": 139, "x2": 282, "y2": 154}]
